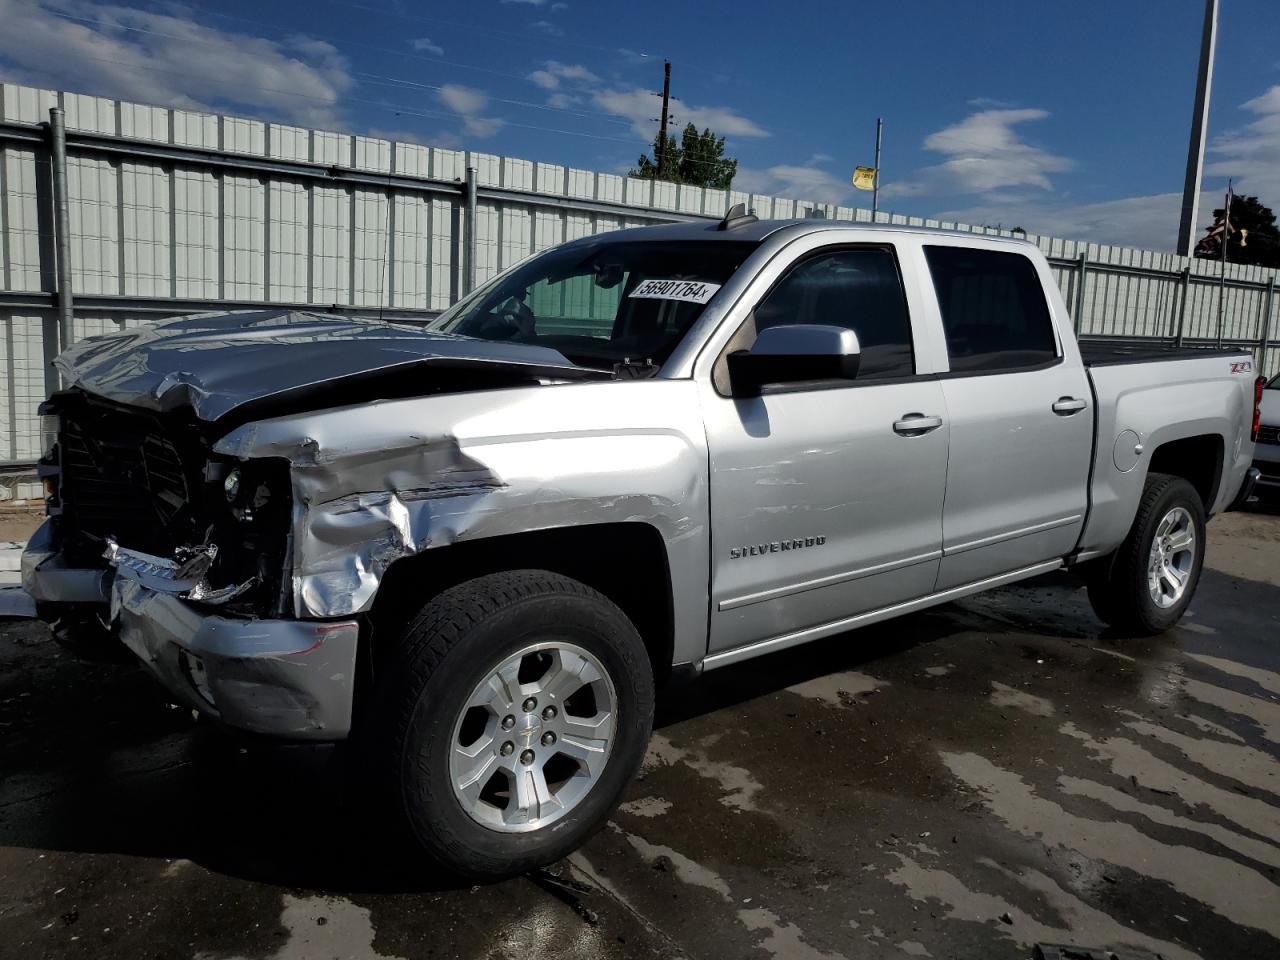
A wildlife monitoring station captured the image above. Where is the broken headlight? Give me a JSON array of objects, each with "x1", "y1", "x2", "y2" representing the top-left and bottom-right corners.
[
  {"x1": 209, "y1": 462, "x2": 276, "y2": 524},
  {"x1": 200, "y1": 458, "x2": 293, "y2": 615}
]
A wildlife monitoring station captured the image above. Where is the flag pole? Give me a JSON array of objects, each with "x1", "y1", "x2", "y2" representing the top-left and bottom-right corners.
[
  {"x1": 871, "y1": 118, "x2": 882, "y2": 221},
  {"x1": 1217, "y1": 179, "x2": 1231, "y2": 347}
]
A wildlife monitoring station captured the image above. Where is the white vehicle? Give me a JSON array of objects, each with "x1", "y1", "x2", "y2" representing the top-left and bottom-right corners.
[{"x1": 1253, "y1": 374, "x2": 1280, "y2": 496}]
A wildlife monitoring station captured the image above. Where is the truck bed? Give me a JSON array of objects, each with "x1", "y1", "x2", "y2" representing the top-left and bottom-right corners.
[{"x1": 1079, "y1": 341, "x2": 1248, "y2": 367}]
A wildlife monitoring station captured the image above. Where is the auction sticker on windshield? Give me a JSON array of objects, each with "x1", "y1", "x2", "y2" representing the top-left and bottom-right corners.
[{"x1": 629, "y1": 279, "x2": 721, "y2": 304}]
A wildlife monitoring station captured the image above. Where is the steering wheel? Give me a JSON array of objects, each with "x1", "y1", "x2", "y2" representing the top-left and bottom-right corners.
[{"x1": 480, "y1": 297, "x2": 535, "y2": 340}]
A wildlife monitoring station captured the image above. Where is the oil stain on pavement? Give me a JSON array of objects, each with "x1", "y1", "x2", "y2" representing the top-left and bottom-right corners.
[{"x1": 1, "y1": 511, "x2": 1277, "y2": 959}]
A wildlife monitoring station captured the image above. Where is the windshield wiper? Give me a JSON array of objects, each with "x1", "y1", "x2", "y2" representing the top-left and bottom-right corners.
[{"x1": 612, "y1": 358, "x2": 660, "y2": 379}]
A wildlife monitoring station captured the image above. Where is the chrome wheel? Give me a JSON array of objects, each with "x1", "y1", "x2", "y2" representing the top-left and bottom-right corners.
[
  {"x1": 1147, "y1": 506, "x2": 1196, "y2": 609},
  {"x1": 449, "y1": 641, "x2": 617, "y2": 833}
]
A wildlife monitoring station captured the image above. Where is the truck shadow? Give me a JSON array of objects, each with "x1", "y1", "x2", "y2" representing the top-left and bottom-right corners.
[{"x1": 0, "y1": 563, "x2": 1272, "y2": 896}]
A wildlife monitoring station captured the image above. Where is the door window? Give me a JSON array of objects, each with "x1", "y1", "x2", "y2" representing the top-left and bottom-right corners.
[
  {"x1": 923, "y1": 246, "x2": 1058, "y2": 373},
  {"x1": 747, "y1": 247, "x2": 915, "y2": 379}
]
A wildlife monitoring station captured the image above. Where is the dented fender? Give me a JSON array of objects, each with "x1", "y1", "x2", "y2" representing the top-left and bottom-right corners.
[{"x1": 214, "y1": 379, "x2": 712, "y2": 665}]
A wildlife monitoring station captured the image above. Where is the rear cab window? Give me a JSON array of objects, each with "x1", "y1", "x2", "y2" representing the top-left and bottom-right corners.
[{"x1": 923, "y1": 246, "x2": 1059, "y2": 374}]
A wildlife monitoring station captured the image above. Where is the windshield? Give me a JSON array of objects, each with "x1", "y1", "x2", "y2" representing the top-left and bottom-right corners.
[
  {"x1": 429, "y1": 239, "x2": 757, "y2": 369},
  {"x1": 1268, "y1": 372, "x2": 1280, "y2": 389}
]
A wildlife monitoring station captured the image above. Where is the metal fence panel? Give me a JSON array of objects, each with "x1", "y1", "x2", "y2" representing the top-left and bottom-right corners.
[{"x1": 2, "y1": 81, "x2": 1280, "y2": 469}]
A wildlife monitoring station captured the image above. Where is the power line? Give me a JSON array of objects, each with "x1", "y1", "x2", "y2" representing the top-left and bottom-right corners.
[
  {"x1": 316, "y1": 0, "x2": 654, "y2": 59},
  {"x1": 198, "y1": 8, "x2": 566, "y2": 86},
  {"x1": 353, "y1": 73, "x2": 634, "y2": 128},
  {"x1": 41, "y1": 7, "x2": 659, "y2": 134},
  {"x1": 28, "y1": 11, "x2": 776, "y2": 172}
]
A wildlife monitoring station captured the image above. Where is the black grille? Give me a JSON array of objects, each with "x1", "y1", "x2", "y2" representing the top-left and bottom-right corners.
[
  {"x1": 58, "y1": 400, "x2": 202, "y2": 559},
  {"x1": 1258, "y1": 425, "x2": 1280, "y2": 446}
]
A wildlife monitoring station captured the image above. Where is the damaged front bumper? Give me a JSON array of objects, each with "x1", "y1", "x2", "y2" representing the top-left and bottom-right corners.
[
  {"x1": 21, "y1": 520, "x2": 111, "y2": 605},
  {"x1": 112, "y1": 578, "x2": 359, "y2": 740},
  {"x1": 23, "y1": 521, "x2": 360, "y2": 740}
]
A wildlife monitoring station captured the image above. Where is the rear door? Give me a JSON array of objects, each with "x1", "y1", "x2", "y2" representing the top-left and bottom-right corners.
[
  {"x1": 920, "y1": 242, "x2": 1093, "y2": 590},
  {"x1": 699, "y1": 237, "x2": 950, "y2": 657}
]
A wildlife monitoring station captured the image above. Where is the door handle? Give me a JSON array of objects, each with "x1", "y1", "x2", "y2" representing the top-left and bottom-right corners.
[
  {"x1": 1052, "y1": 397, "x2": 1088, "y2": 416},
  {"x1": 893, "y1": 413, "x2": 943, "y2": 436}
]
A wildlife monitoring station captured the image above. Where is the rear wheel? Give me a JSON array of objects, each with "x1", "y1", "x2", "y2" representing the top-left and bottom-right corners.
[
  {"x1": 375, "y1": 569, "x2": 654, "y2": 879},
  {"x1": 1086, "y1": 473, "x2": 1205, "y2": 635}
]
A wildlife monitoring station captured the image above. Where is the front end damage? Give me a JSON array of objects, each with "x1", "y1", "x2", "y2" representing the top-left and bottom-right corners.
[
  {"x1": 23, "y1": 389, "x2": 359, "y2": 738},
  {"x1": 22, "y1": 308, "x2": 711, "y2": 739},
  {"x1": 24, "y1": 371, "x2": 710, "y2": 738}
]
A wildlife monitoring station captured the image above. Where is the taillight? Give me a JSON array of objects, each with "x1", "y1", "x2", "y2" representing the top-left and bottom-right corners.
[{"x1": 1253, "y1": 375, "x2": 1265, "y2": 442}]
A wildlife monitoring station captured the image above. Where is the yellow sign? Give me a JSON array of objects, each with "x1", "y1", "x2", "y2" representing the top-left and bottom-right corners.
[
  {"x1": 852, "y1": 166, "x2": 877, "y2": 190},
  {"x1": 1241, "y1": 228, "x2": 1249, "y2": 247}
]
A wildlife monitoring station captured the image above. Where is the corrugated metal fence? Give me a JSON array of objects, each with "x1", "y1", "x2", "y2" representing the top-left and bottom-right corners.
[{"x1": 2, "y1": 82, "x2": 1278, "y2": 469}]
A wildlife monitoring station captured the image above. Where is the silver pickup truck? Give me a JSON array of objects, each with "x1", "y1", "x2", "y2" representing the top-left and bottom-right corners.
[{"x1": 22, "y1": 212, "x2": 1263, "y2": 878}]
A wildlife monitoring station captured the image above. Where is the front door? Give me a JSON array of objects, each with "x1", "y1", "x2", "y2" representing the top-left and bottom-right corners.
[{"x1": 701, "y1": 244, "x2": 950, "y2": 657}]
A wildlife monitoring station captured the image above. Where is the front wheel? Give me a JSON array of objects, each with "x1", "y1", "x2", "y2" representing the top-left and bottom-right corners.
[
  {"x1": 1086, "y1": 473, "x2": 1206, "y2": 635},
  {"x1": 375, "y1": 570, "x2": 655, "y2": 880}
]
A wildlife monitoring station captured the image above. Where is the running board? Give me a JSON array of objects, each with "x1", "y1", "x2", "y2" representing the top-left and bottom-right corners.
[{"x1": 701, "y1": 559, "x2": 1065, "y2": 671}]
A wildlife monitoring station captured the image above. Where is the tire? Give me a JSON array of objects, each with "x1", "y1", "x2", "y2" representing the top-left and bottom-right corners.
[
  {"x1": 1086, "y1": 473, "x2": 1206, "y2": 635},
  {"x1": 374, "y1": 569, "x2": 655, "y2": 880}
]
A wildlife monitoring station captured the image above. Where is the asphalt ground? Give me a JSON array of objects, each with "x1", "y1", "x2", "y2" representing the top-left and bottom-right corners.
[{"x1": 1, "y1": 509, "x2": 1277, "y2": 959}]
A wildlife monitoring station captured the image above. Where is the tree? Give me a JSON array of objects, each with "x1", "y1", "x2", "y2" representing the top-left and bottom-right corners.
[
  {"x1": 1194, "y1": 194, "x2": 1280, "y2": 269},
  {"x1": 630, "y1": 123, "x2": 738, "y2": 190}
]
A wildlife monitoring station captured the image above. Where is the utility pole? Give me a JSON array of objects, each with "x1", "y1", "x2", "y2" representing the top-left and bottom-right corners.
[
  {"x1": 1217, "y1": 179, "x2": 1232, "y2": 347},
  {"x1": 657, "y1": 60, "x2": 672, "y2": 178},
  {"x1": 872, "y1": 117, "x2": 883, "y2": 221},
  {"x1": 1177, "y1": 0, "x2": 1218, "y2": 256}
]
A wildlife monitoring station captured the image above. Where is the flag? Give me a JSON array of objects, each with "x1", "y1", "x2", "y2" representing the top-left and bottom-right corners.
[
  {"x1": 852, "y1": 166, "x2": 876, "y2": 191},
  {"x1": 1194, "y1": 185, "x2": 1236, "y2": 258}
]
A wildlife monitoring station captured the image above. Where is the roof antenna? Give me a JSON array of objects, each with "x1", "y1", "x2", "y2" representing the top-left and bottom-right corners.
[{"x1": 717, "y1": 202, "x2": 758, "y2": 231}]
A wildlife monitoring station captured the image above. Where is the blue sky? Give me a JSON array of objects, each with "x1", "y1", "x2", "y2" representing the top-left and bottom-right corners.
[{"x1": 2, "y1": 0, "x2": 1279, "y2": 251}]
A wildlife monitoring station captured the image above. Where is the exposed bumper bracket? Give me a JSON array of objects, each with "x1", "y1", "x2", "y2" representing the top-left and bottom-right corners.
[{"x1": 113, "y1": 577, "x2": 359, "y2": 740}]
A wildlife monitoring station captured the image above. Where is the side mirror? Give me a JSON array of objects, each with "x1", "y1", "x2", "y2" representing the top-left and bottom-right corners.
[{"x1": 727, "y1": 324, "x2": 861, "y2": 397}]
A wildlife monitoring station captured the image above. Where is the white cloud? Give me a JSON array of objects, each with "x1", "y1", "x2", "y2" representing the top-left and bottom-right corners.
[
  {"x1": 551, "y1": 1, "x2": 569, "y2": 10},
  {"x1": 436, "y1": 83, "x2": 504, "y2": 139},
  {"x1": 967, "y1": 97, "x2": 1017, "y2": 109},
  {"x1": 461, "y1": 116, "x2": 504, "y2": 138},
  {"x1": 934, "y1": 190, "x2": 1224, "y2": 253},
  {"x1": 734, "y1": 162, "x2": 854, "y2": 205},
  {"x1": 545, "y1": 92, "x2": 579, "y2": 109},
  {"x1": 410, "y1": 36, "x2": 443, "y2": 56},
  {"x1": 500, "y1": 0, "x2": 546, "y2": 5},
  {"x1": 1206, "y1": 83, "x2": 1280, "y2": 210},
  {"x1": 0, "y1": 0, "x2": 352, "y2": 126},
  {"x1": 438, "y1": 83, "x2": 487, "y2": 116},
  {"x1": 528, "y1": 60, "x2": 599, "y2": 90},
  {"x1": 592, "y1": 87, "x2": 768, "y2": 140},
  {"x1": 366, "y1": 126, "x2": 461, "y2": 150},
  {"x1": 884, "y1": 108, "x2": 1072, "y2": 198},
  {"x1": 529, "y1": 20, "x2": 564, "y2": 37}
]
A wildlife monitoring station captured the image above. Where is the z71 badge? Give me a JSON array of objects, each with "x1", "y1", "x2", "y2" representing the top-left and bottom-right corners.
[{"x1": 1231, "y1": 360, "x2": 1254, "y2": 374}]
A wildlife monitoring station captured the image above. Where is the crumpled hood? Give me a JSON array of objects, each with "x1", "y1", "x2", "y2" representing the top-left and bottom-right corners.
[{"x1": 54, "y1": 309, "x2": 602, "y2": 422}]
